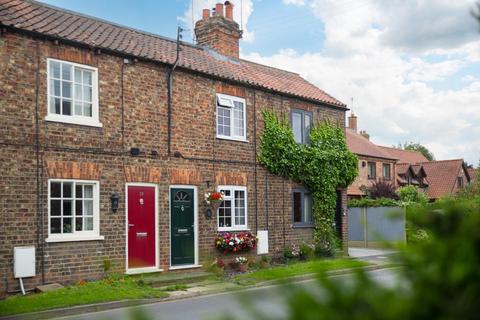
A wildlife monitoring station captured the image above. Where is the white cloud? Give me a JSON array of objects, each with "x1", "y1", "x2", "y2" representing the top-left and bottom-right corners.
[
  {"x1": 243, "y1": 0, "x2": 480, "y2": 164},
  {"x1": 179, "y1": 0, "x2": 255, "y2": 43},
  {"x1": 283, "y1": 0, "x2": 306, "y2": 6}
]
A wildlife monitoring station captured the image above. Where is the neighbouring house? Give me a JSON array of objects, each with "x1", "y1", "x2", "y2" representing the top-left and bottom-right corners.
[
  {"x1": 467, "y1": 167, "x2": 477, "y2": 184},
  {"x1": 418, "y1": 160, "x2": 472, "y2": 200},
  {"x1": 345, "y1": 113, "x2": 397, "y2": 199},
  {"x1": 0, "y1": 0, "x2": 349, "y2": 294}
]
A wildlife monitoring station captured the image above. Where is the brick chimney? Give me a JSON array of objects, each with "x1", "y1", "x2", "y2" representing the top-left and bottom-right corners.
[
  {"x1": 360, "y1": 130, "x2": 370, "y2": 140},
  {"x1": 348, "y1": 112, "x2": 358, "y2": 132},
  {"x1": 195, "y1": 1, "x2": 243, "y2": 59}
]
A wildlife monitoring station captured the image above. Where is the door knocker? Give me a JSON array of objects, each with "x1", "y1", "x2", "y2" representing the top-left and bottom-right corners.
[{"x1": 181, "y1": 205, "x2": 185, "y2": 212}]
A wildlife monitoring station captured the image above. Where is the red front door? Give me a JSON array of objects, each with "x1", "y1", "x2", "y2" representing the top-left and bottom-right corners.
[{"x1": 127, "y1": 186, "x2": 156, "y2": 269}]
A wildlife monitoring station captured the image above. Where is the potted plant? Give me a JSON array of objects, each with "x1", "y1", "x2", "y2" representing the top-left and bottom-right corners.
[
  {"x1": 205, "y1": 191, "x2": 225, "y2": 212},
  {"x1": 235, "y1": 256, "x2": 248, "y2": 272}
]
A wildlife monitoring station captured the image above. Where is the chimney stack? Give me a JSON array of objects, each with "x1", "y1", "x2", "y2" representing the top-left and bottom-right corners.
[
  {"x1": 195, "y1": 1, "x2": 243, "y2": 59},
  {"x1": 348, "y1": 112, "x2": 358, "y2": 132}
]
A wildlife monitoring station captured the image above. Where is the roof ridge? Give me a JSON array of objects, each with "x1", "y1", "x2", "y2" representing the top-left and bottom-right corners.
[
  {"x1": 379, "y1": 145, "x2": 424, "y2": 154},
  {"x1": 27, "y1": 0, "x2": 199, "y2": 50},
  {"x1": 419, "y1": 159, "x2": 463, "y2": 164},
  {"x1": 239, "y1": 57, "x2": 300, "y2": 76}
]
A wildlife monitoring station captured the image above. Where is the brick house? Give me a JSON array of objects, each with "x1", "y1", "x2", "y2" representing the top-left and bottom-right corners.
[
  {"x1": 345, "y1": 114, "x2": 397, "y2": 198},
  {"x1": 0, "y1": 0, "x2": 349, "y2": 294}
]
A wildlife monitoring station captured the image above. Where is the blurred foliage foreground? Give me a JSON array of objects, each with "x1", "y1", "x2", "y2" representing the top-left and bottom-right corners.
[{"x1": 231, "y1": 197, "x2": 480, "y2": 320}]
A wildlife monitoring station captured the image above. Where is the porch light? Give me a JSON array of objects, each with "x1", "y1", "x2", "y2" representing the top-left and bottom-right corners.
[{"x1": 110, "y1": 193, "x2": 120, "y2": 212}]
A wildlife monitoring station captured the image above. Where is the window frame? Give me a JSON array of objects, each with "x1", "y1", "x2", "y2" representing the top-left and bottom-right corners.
[
  {"x1": 46, "y1": 58, "x2": 102, "y2": 127},
  {"x1": 216, "y1": 93, "x2": 247, "y2": 142},
  {"x1": 457, "y1": 177, "x2": 464, "y2": 188},
  {"x1": 367, "y1": 162, "x2": 377, "y2": 180},
  {"x1": 292, "y1": 189, "x2": 313, "y2": 227},
  {"x1": 291, "y1": 108, "x2": 313, "y2": 144},
  {"x1": 46, "y1": 179, "x2": 104, "y2": 242},
  {"x1": 382, "y1": 163, "x2": 391, "y2": 180},
  {"x1": 216, "y1": 185, "x2": 248, "y2": 231}
]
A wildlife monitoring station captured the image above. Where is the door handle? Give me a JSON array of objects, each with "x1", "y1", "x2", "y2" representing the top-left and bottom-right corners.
[
  {"x1": 136, "y1": 232, "x2": 147, "y2": 237},
  {"x1": 177, "y1": 228, "x2": 188, "y2": 233},
  {"x1": 128, "y1": 224, "x2": 135, "y2": 227}
]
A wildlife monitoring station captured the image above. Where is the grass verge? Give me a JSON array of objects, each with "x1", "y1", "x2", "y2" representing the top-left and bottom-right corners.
[
  {"x1": 0, "y1": 276, "x2": 167, "y2": 317},
  {"x1": 235, "y1": 258, "x2": 369, "y2": 285}
]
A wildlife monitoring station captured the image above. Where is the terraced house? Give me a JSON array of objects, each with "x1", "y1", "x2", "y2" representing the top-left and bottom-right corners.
[{"x1": 0, "y1": 0, "x2": 349, "y2": 294}]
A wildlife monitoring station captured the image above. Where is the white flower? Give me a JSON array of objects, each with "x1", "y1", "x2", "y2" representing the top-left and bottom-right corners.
[{"x1": 229, "y1": 241, "x2": 234, "y2": 246}]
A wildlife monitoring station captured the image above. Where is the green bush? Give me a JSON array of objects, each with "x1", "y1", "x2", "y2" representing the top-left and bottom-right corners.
[
  {"x1": 396, "y1": 185, "x2": 428, "y2": 205},
  {"x1": 229, "y1": 198, "x2": 480, "y2": 319},
  {"x1": 348, "y1": 197, "x2": 400, "y2": 207}
]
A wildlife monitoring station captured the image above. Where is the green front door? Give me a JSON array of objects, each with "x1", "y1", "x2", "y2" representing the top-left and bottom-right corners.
[{"x1": 170, "y1": 188, "x2": 195, "y2": 266}]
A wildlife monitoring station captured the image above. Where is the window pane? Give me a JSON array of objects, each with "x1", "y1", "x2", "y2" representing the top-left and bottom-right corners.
[
  {"x1": 61, "y1": 63, "x2": 72, "y2": 80},
  {"x1": 84, "y1": 185, "x2": 93, "y2": 198},
  {"x1": 83, "y1": 70, "x2": 92, "y2": 85},
  {"x1": 83, "y1": 86, "x2": 92, "y2": 102},
  {"x1": 74, "y1": 69, "x2": 82, "y2": 83},
  {"x1": 50, "y1": 61, "x2": 61, "y2": 79},
  {"x1": 76, "y1": 184, "x2": 83, "y2": 197},
  {"x1": 85, "y1": 217, "x2": 93, "y2": 231},
  {"x1": 63, "y1": 182, "x2": 72, "y2": 197},
  {"x1": 74, "y1": 102, "x2": 83, "y2": 116},
  {"x1": 76, "y1": 200, "x2": 83, "y2": 216},
  {"x1": 84, "y1": 103, "x2": 92, "y2": 117},
  {"x1": 63, "y1": 200, "x2": 72, "y2": 216},
  {"x1": 304, "y1": 193, "x2": 312, "y2": 223},
  {"x1": 293, "y1": 192, "x2": 302, "y2": 223},
  {"x1": 50, "y1": 200, "x2": 61, "y2": 216},
  {"x1": 51, "y1": 218, "x2": 61, "y2": 233},
  {"x1": 54, "y1": 98, "x2": 61, "y2": 114},
  {"x1": 52, "y1": 79, "x2": 61, "y2": 96},
  {"x1": 219, "y1": 200, "x2": 232, "y2": 228},
  {"x1": 63, "y1": 218, "x2": 73, "y2": 233},
  {"x1": 84, "y1": 200, "x2": 93, "y2": 216},
  {"x1": 75, "y1": 84, "x2": 83, "y2": 100},
  {"x1": 75, "y1": 217, "x2": 83, "y2": 231},
  {"x1": 51, "y1": 182, "x2": 61, "y2": 197},
  {"x1": 62, "y1": 99, "x2": 72, "y2": 116},
  {"x1": 62, "y1": 81, "x2": 71, "y2": 98},
  {"x1": 292, "y1": 112, "x2": 302, "y2": 143},
  {"x1": 305, "y1": 114, "x2": 312, "y2": 143}
]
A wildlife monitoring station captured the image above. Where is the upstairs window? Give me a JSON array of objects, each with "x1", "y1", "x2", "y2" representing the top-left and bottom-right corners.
[
  {"x1": 46, "y1": 59, "x2": 101, "y2": 127},
  {"x1": 457, "y1": 177, "x2": 464, "y2": 188},
  {"x1": 291, "y1": 109, "x2": 312, "y2": 144},
  {"x1": 368, "y1": 162, "x2": 376, "y2": 179},
  {"x1": 383, "y1": 164, "x2": 391, "y2": 180},
  {"x1": 216, "y1": 93, "x2": 246, "y2": 141},
  {"x1": 293, "y1": 189, "x2": 313, "y2": 227}
]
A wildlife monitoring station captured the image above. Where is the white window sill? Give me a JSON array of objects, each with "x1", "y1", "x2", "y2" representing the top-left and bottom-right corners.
[
  {"x1": 126, "y1": 267, "x2": 163, "y2": 275},
  {"x1": 45, "y1": 115, "x2": 103, "y2": 128},
  {"x1": 45, "y1": 235, "x2": 105, "y2": 243},
  {"x1": 218, "y1": 227, "x2": 250, "y2": 232},
  {"x1": 216, "y1": 135, "x2": 248, "y2": 143}
]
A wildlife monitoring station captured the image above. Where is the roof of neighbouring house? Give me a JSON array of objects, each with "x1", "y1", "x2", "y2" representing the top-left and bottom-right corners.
[
  {"x1": 378, "y1": 146, "x2": 429, "y2": 164},
  {"x1": 467, "y1": 167, "x2": 477, "y2": 183},
  {"x1": 345, "y1": 129, "x2": 397, "y2": 160},
  {"x1": 0, "y1": 0, "x2": 346, "y2": 108},
  {"x1": 419, "y1": 159, "x2": 466, "y2": 199}
]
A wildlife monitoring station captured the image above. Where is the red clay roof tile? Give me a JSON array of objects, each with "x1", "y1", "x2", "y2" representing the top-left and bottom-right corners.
[
  {"x1": 0, "y1": 0, "x2": 346, "y2": 108},
  {"x1": 419, "y1": 159, "x2": 465, "y2": 199},
  {"x1": 378, "y1": 146, "x2": 428, "y2": 164},
  {"x1": 346, "y1": 129, "x2": 396, "y2": 160}
]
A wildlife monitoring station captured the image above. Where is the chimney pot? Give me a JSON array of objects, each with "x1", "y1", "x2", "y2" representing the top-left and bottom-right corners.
[
  {"x1": 225, "y1": 1, "x2": 234, "y2": 20},
  {"x1": 215, "y1": 3, "x2": 224, "y2": 17},
  {"x1": 202, "y1": 9, "x2": 210, "y2": 20}
]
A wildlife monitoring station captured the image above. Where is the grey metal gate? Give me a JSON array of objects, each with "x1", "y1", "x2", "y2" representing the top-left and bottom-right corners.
[{"x1": 348, "y1": 206, "x2": 406, "y2": 248}]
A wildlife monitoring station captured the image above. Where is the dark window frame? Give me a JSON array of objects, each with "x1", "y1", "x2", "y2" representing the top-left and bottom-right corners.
[
  {"x1": 292, "y1": 189, "x2": 313, "y2": 227},
  {"x1": 291, "y1": 109, "x2": 313, "y2": 144},
  {"x1": 457, "y1": 177, "x2": 464, "y2": 188},
  {"x1": 367, "y1": 162, "x2": 376, "y2": 179}
]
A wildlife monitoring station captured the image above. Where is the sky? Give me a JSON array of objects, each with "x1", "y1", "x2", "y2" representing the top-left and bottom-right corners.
[{"x1": 41, "y1": 0, "x2": 480, "y2": 165}]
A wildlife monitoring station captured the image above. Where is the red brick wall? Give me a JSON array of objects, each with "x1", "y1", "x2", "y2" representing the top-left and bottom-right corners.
[{"x1": 0, "y1": 31, "x2": 347, "y2": 294}]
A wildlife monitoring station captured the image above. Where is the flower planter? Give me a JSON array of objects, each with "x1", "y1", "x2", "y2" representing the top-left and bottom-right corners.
[
  {"x1": 210, "y1": 201, "x2": 222, "y2": 213},
  {"x1": 238, "y1": 264, "x2": 248, "y2": 273}
]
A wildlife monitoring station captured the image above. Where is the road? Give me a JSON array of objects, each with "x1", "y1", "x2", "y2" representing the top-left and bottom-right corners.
[{"x1": 56, "y1": 268, "x2": 399, "y2": 320}]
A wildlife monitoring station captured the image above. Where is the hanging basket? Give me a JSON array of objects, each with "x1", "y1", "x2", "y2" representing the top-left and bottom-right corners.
[{"x1": 210, "y1": 200, "x2": 222, "y2": 212}]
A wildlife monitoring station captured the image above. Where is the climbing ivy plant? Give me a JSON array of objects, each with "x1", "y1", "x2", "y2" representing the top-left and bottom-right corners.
[{"x1": 259, "y1": 110, "x2": 358, "y2": 251}]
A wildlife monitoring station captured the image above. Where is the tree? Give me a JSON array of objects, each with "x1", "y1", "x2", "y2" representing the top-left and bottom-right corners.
[{"x1": 398, "y1": 142, "x2": 435, "y2": 161}]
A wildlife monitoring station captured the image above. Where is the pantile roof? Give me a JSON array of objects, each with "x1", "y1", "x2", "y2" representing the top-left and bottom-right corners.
[
  {"x1": 0, "y1": 0, "x2": 346, "y2": 108},
  {"x1": 345, "y1": 129, "x2": 397, "y2": 160},
  {"x1": 419, "y1": 159, "x2": 465, "y2": 199},
  {"x1": 378, "y1": 146, "x2": 428, "y2": 164}
]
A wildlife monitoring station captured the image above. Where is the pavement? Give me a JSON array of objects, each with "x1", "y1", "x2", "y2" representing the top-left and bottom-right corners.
[
  {"x1": 55, "y1": 268, "x2": 399, "y2": 320},
  {"x1": 1, "y1": 249, "x2": 398, "y2": 320}
]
